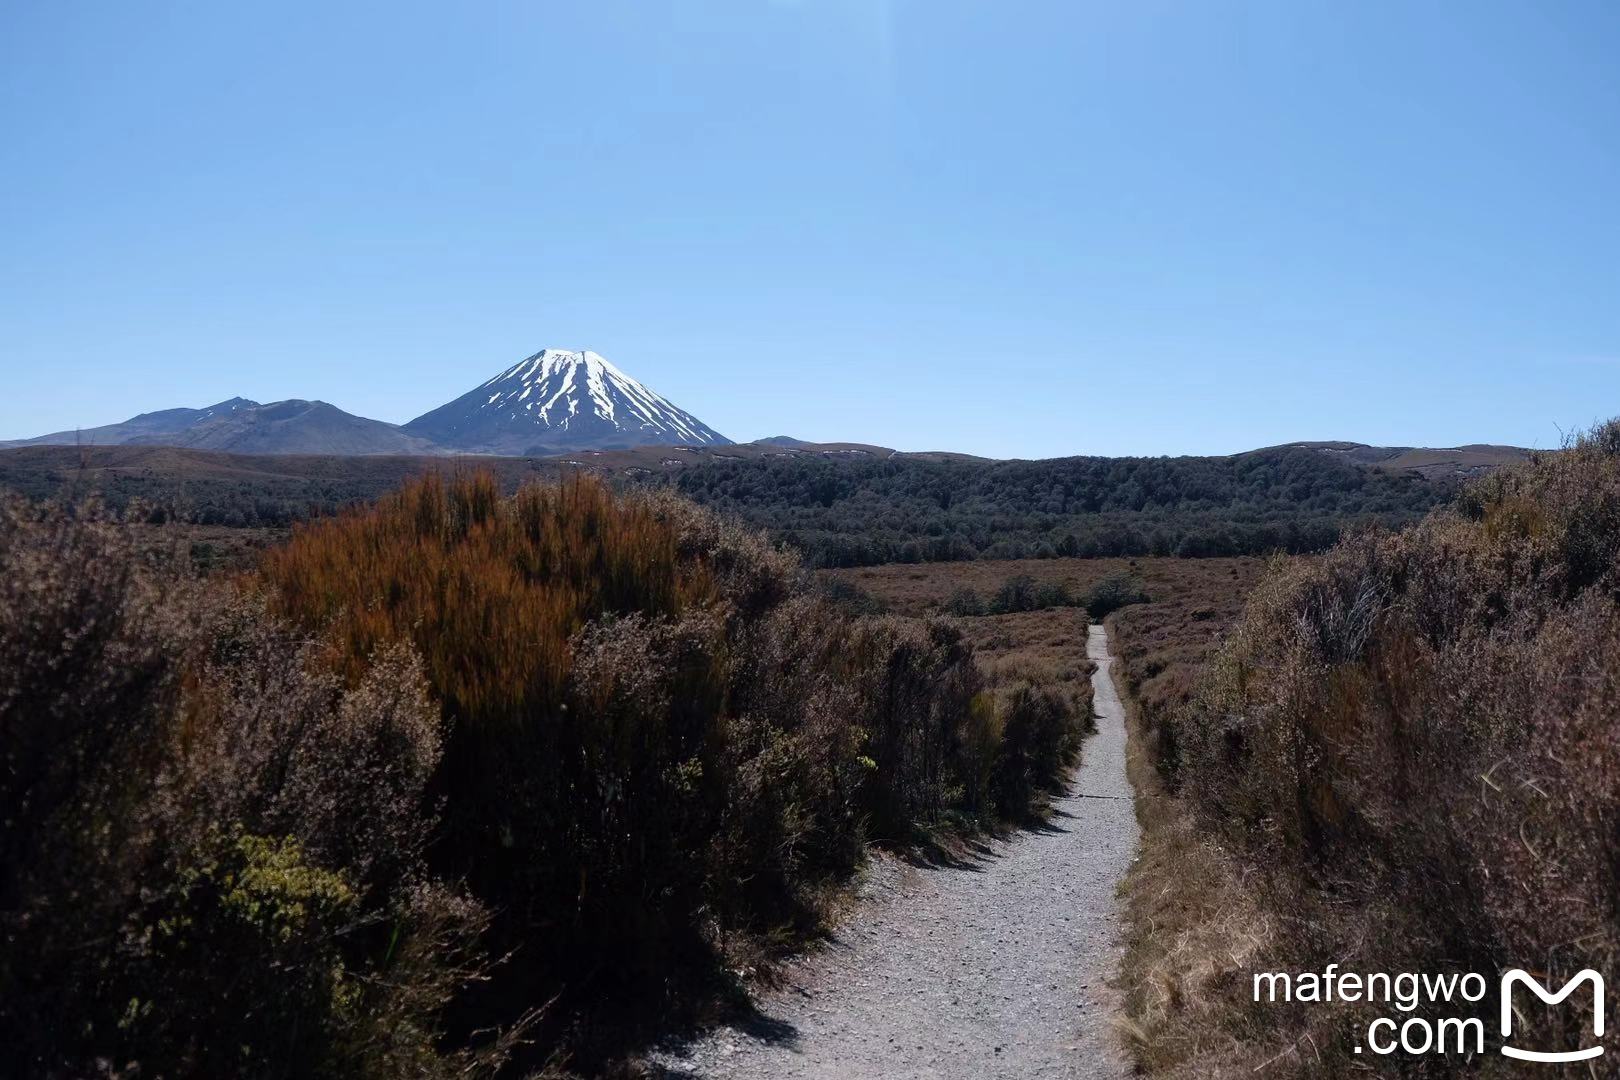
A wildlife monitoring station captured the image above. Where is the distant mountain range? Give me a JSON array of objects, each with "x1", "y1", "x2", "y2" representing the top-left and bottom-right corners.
[
  {"x1": 7, "y1": 398, "x2": 441, "y2": 456},
  {"x1": 0, "y1": 348, "x2": 1536, "y2": 479},
  {"x1": 1, "y1": 349, "x2": 728, "y2": 456},
  {"x1": 6, "y1": 396, "x2": 259, "y2": 449}
]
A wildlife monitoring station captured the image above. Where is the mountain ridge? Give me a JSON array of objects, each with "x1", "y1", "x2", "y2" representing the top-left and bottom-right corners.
[
  {"x1": 1, "y1": 349, "x2": 730, "y2": 457},
  {"x1": 0, "y1": 350, "x2": 1537, "y2": 473},
  {"x1": 5, "y1": 397, "x2": 261, "y2": 449},
  {"x1": 1, "y1": 397, "x2": 439, "y2": 457},
  {"x1": 1255, "y1": 439, "x2": 1534, "y2": 479}
]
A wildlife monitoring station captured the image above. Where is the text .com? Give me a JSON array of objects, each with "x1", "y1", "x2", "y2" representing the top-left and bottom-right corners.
[{"x1": 1254, "y1": 966, "x2": 1605, "y2": 1062}]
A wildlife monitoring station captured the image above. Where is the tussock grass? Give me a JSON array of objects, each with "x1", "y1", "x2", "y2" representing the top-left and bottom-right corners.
[
  {"x1": 1119, "y1": 422, "x2": 1620, "y2": 1076},
  {"x1": 1114, "y1": 646, "x2": 1297, "y2": 1078}
]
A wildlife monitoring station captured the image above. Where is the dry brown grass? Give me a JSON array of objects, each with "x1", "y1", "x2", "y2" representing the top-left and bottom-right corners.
[
  {"x1": 135, "y1": 521, "x2": 290, "y2": 569},
  {"x1": 1113, "y1": 423, "x2": 1620, "y2": 1078},
  {"x1": 959, "y1": 608, "x2": 1093, "y2": 707},
  {"x1": 1114, "y1": 706, "x2": 1295, "y2": 1078},
  {"x1": 1102, "y1": 559, "x2": 1270, "y2": 783},
  {"x1": 825, "y1": 556, "x2": 1265, "y2": 728},
  {"x1": 824, "y1": 555, "x2": 1255, "y2": 619},
  {"x1": 836, "y1": 555, "x2": 1302, "y2": 1073},
  {"x1": 818, "y1": 557, "x2": 1182, "y2": 727},
  {"x1": 1091, "y1": 558, "x2": 1296, "y2": 1077}
]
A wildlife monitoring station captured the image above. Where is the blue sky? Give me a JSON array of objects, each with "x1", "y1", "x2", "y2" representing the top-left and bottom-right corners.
[{"x1": 2, "y1": 1, "x2": 1616, "y2": 457}]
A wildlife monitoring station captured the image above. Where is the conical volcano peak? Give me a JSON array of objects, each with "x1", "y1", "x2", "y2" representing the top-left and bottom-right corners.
[{"x1": 407, "y1": 348, "x2": 730, "y2": 453}]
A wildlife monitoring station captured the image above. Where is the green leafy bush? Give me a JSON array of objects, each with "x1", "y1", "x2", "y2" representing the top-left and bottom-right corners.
[
  {"x1": 986, "y1": 573, "x2": 1084, "y2": 614},
  {"x1": 991, "y1": 573, "x2": 1040, "y2": 613},
  {"x1": 1082, "y1": 572, "x2": 1149, "y2": 619},
  {"x1": 943, "y1": 586, "x2": 986, "y2": 616}
]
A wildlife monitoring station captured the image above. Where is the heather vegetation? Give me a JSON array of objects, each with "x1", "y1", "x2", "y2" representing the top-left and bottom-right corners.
[
  {"x1": 1124, "y1": 423, "x2": 1620, "y2": 1076},
  {"x1": 0, "y1": 503, "x2": 516, "y2": 1079},
  {"x1": 942, "y1": 570, "x2": 1149, "y2": 620},
  {"x1": 0, "y1": 473, "x2": 1083, "y2": 1077}
]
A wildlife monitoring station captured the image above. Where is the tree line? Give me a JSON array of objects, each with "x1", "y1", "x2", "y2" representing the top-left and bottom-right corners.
[
  {"x1": 0, "y1": 445, "x2": 1453, "y2": 564},
  {"x1": 667, "y1": 446, "x2": 1449, "y2": 565}
]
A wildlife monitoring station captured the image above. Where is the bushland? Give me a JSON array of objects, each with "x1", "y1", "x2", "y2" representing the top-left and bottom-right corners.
[
  {"x1": 0, "y1": 472, "x2": 1082, "y2": 1076},
  {"x1": 1145, "y1": 421, "x2": 1620, "y2": 1074},
  {"x1": 0, "y1": 498, "x2": 517, "y2": 1078}
]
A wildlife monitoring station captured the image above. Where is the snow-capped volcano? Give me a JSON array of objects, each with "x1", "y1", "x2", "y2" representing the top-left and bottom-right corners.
[{"x1": 403, "y1": 349, "x2": 730, "y2": 453}]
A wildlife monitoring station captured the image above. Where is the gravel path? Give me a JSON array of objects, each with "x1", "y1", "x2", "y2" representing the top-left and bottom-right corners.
[{"x1": 652, "y1": 623, "x2": 1140, "y2": 1080}]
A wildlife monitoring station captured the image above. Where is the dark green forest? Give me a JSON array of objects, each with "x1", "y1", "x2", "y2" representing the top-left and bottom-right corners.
[
  {"x1": 0, "y1": 445, "x2": 1451, "y2": 565},
  {"x1": 668, "y1": 447, "x2": 1450, "y2": 565}
]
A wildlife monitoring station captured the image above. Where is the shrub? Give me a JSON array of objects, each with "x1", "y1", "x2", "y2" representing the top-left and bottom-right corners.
[
  {"x1": 1081, "y1": 572, "x2": 1148, "y2": 619},
  {"x1": 1033, "y1": 580, "x2": 1073, "y2": 609},
  {"x1": 713, "y1": 596, "x2": 871, "y2": 926},
  {"x1": 986, "y1": 573, "x2": 1083, "y2": 614},
  {"x1": 120, "y1": 829, "x2": 363, "y2": 1074},
  {"x1": 991, "y1": 573, "x2": 1040, "y2": 613},
  {"x1": 5, "y1": 474, "x2": 1085, "y2": 1073},
  {"x1": 843, "y1": 615, "x2": 984, "y2": 838},
  {"x1": 818, "y1": 574, "x2": 889, "y2": 615},
  {"x1": 990, "y1": 684, "x2": 1079, "y2": 817},
  {"x1": 257, "y1": 474, "x2": 735, "y2": 994},
  {"x1": 954, "y1": 691, "x2": 1004, "y2": 814},
  {"x1": 558, "y1": 608, "x2": 729, "y2": 975},
  {"x1": 255, "y1": 472, "x2": 1066, "y2": 1064},
  {"x1": 1163, "y1": 421, "x2": 1620, "y2": 1071},
  {"x1": 0, "y1": 499, "x2": 510, "y2": 1080},
  {"x1": 943, "y1": 585, "x2": 986, "y2": 616}
]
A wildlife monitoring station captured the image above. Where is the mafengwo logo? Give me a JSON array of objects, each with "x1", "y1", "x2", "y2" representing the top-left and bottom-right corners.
[
  {"x1": 1252, "y1": 965, "x2": 1607, "y2": 1061},
  {"x1": 1500, "y1": 969, "x2": 1604, "y2": 1063}
]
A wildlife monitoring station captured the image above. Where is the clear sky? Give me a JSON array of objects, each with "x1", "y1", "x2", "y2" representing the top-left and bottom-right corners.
[{"x1": 2, "y1": 1, "x2": 1617, "y2": 457}]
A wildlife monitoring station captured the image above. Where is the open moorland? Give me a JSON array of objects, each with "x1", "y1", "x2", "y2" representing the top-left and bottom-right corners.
[
  {"x1": 831, "y1": 426, "x2": 1620, "y2": 1077},
  {"x1": 3, "y1": 428, "x2": 1609, "y2": 1079},
  {"x1": 822, "y1": 556, "x2": 1266, "y2": 739},
  {"x1": 824, "y1": 555, "x2": 1261, "y2": 618}
]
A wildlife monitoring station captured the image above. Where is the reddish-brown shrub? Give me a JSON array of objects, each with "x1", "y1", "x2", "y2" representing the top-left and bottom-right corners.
[
  {"x1": 0, "y1": 498, "x2": 514, "y2": 1080},
  {"x1": 3, "y1": 473, "x2": 1081, "y2": 1075}
]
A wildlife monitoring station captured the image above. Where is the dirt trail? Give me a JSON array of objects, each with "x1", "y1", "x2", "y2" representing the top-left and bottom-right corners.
[{"x1": 652, "y1": 623, "x2": 1139, "y2": 1080}]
